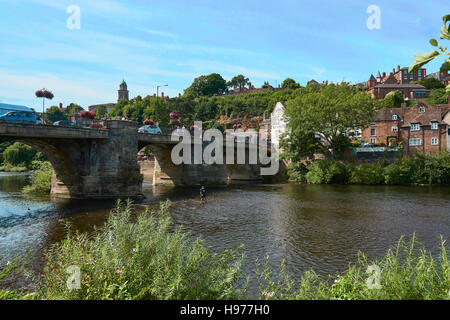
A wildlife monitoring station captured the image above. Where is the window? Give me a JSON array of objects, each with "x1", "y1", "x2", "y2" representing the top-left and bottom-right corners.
[
  {"x1": 409, "y1": 138, "x2": 422, "y2": 146},
  {"x1": 370, "y1": 128, "x2": 376, "y2": 136},
  {"x1": 416, "y1": 92, "x2": 427, "y2": 97},
  {"x1": 392, "y1": 114, "x2": 398, "y2": 120},
  {"x1": 410, "y1": 123, "x2": 421, "y2": 131},
  {"x1": 418, "y1": 70, "x2": 422, "y2": 76},
  {"x1": 418, "y1": 106, "x2": 425, "y2": 113},
  {"x1": 431, "y1": 138, "x2": 439, "y2": 145},
  {"x1": 392, "y1": 126, "x2": 398, "y2": 132},
  {"x1": 370, "y1": 122, "x2": 376, "y2": 126},
  {"x1": 370, "y1": 138, "x2": 376, "y2": 144},
  {"x1": 431, "y1": 122, "x2": 439, "y2": 130}
]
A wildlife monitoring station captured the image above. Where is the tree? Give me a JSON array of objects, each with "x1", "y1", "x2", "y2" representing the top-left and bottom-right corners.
[
  {"x1": 262, "y1": 81, "x2": 271, "y2": 89},
  {"x1": 94, "y1": 105, "x2": 108, "y2": 120},
  {"x1": 3, "y1": 142, "x2": 37, "y2": 167},
  {"x1": 45, "y1": 106, "x2": 68, "y2": 123},
  {"x1": 65, "y1": 103, "x2": 84, "y2": 117},
  {"x1": 227, "y1": 74, "x2": 249, "y2": 90},
  {"x1": 184, "y1": 73, "x2": 228, "y2": 97},
  {"x1": 409, "y1": 14, "x2": 450, "y2": 94},
  {"x1": 428, "y1": 88, "x2": 450, "y2": 104},
  {"x1": 281, "y1": 83, "x2": 375, "y2": 160},
  {"x1": 281, "y1": 78, "x2": 300, "y2": 89},
  {"x1": 382, "y1": 90, "x2": 404, "y2": 108},
  {"x1": 422, "y1": 77, "x2": 446, "y2": 89}
]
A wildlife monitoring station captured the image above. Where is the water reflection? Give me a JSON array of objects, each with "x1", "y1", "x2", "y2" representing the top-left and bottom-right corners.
[{"x1": 0, "y1": 173, "x2": 449, "y2": 285}]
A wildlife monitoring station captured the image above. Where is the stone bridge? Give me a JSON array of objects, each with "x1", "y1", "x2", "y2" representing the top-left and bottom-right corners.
[{"x1": 0, "y1": 120, "x2": 279, "y2": 199}]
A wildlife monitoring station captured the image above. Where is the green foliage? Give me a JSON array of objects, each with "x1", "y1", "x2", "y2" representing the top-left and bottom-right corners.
[
  {"x1": 427, "y1": 88, "x2": 450, "y2": 104},
  {"x1": 410, "y1": 15, "x2": 450, "y2": 94},
  {"x1": 45, "y1": 106, "x2": 68, "y2": 123},
  {"x1": 286, "y1": 162, "x2": 309, "y2": 182},
  {"x1": 281, "y1": 78, "x2": 300, "y2": 89},
  {"x1": 0, "y1": 163, "x2": 28, "y2": 172},
  {"x1": 349, "y1": 162, "x2": 385, "y2": 185},
  {"x1": 227, "y1": 74, "x2": 249, "y2": 90},
  {"x1": 3, "y1": 143, "x2": 37, "y2": 168},
  {"x1": 33, "y1": 201, "x2": 244, "y2": 300},
  {"x1": 110, "y1": 96, "x2": 170, "y2": 126},
  {"x1": 255, "y1": 235, "x2": 449, "y2": 300},
  {"x1": 305, "y1": 159, "x2": 350, "y2": 184},
  {"x1": 282, "y1": 83, "x2": 375, "y2": 159},
  {"x1": 22, "y1": 161, "x2": 53, "y2": 195},
  {"x1": 382, "y1": 90, "x2": 404, "y2": 108},
  {"x1": 184, "y1": 73, "x2": 228, "y2": 97}
]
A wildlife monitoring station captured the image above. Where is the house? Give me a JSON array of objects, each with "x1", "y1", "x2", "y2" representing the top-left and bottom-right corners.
[
  {"x1": 361, "y1": 98, "x2": 450, "y2": 155},
  {"x1": 367, "y1": 65, "x2": 429, "y2": 100},
  {"x1": 270, "y1": 102, "x2": 287, "y2": 152}
]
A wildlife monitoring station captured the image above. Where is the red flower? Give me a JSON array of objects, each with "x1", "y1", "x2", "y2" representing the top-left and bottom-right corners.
[
  {"x1": 81, "y1": 111, "x2": 95, "y2": 119},
  {"x1": 170, "y1": 112, "x2": 179, "y2": 119},
  {"x1": 143, "y1": 119, "x2": 154, "y2": 126}
]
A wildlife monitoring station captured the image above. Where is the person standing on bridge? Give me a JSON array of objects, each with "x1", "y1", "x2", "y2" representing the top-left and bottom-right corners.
[{"x1": 200, "y1": 186, "x2": 206, "y2": 203}]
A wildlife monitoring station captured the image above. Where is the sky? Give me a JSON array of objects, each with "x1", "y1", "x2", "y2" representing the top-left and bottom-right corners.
[{"x1": 0, "y1": 0, "x2": 448, "y2": 110}]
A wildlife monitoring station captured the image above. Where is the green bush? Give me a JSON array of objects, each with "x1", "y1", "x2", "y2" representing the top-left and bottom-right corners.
[
  {"x1": 305, "y1": 159, "x2": 350, "y2": 184},
  {"x1": 0, "y1": 163, "x2": 28, "y2": 172},
  {"x1": 3, "y1": 143, "x2": 37, "y2": 168},
  {"x1": 22, "y1": 161, "x2": 53, "y2": 195},
  {"x1": 32, "y1": 201, "x2": 244, "y2": 300},
  {"x1": 350, "y1": 162, "x2": 385, "y2": 185},
  {"x1": 287, "y1": 162, "x2": 308, "y2": 182}
]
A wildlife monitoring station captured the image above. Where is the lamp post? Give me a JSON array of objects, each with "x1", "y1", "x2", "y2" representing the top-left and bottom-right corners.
[{"x1": 156, "y1": 84, "x2": 168, "y2": 124}]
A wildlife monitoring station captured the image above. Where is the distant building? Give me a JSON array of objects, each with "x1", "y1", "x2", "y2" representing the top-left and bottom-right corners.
[
  {"x1": 426, "y1": 71, "x2": 450, "y2": 86},
  {"x1": 118, "y1": 80, "x2": 129, "y2": 102},
  {"x1": 361, "y1": 98, "x2": 450, "y2": 155},
  {"x1": 227, "y1": 81, "x2": 283, "y2": 96},
  {"x1": 367, "y1": 65, "x2": 429, "y2": 100},
  {"x1": 88, "y1": 80, "x2": 130, "y2": 114},
  {"x1": 270, "y1": 102, "x2": 287, "y2": 152}
]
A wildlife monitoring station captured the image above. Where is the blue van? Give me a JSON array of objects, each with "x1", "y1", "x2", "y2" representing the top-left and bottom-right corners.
[
  {"x1": 0, "y1": 111, "x2": 37, "y2": 123},
  {"x1": 0, "y1": 103, "x2": 37, "y2": 124}
]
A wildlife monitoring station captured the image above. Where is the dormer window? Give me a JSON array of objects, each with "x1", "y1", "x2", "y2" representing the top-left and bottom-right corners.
[
  {"x1": 392, "y1": 114, "x2": 398, "y2": 120},
  {"x1": 419, "y1": 106, "x2": 425, "y2": 113},
  {"x1": 431, "y1": 122, "x2": 439, "y2": 130},
  {"x1": 411, "y1": 123, "x2": 421, "y2": 131}
]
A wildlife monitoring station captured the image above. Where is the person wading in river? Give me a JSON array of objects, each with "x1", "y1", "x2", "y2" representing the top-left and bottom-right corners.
[{"x1": 200, "y1": 186, "x2": 206, "y2": 203}]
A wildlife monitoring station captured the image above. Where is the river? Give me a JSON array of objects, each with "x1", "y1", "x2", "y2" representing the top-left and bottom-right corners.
[{"x1": 0, "y1": 172, "x2": 449, "y2": 289}]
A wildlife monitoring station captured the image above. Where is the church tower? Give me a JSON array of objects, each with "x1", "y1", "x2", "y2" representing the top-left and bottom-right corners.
[{"x1": 118, "y1": 80, "x2": 129, "y2": 102}]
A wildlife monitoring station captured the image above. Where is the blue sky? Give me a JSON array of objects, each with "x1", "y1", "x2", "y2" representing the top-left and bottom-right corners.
[{"x1": 0, "y1": 0, "x2": 448, "y2": 109}]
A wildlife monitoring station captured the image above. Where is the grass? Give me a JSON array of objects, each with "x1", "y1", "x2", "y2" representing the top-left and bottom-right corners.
[
  {"x1": 0, "y1": 202, "x2": 448, "y2": 300},
  {"x1": 0, "y1": 163, "x2": 28, "y2": 172},
  {"x1": 22, "y1": 161, "x2": 52, "y2": 195}
]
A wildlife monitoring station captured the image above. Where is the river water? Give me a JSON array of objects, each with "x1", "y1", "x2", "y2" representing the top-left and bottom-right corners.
[{"x1": 0, "y1": 172, "x2": 449, "y2": 287}]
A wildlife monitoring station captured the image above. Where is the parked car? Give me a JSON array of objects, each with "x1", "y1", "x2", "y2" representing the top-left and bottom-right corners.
[
  {"x1": 0, "y1": 111, "x2": 36, "y2": 123},
  {"x1": 36, "y1": 116, "x2": 47, "y2": 125},
  {"x1": 138, "y1": 125, "x2": 162, "y2": 134},
  {"x1": 54, "y1": 120, "x2": 76, "y2": 127}
]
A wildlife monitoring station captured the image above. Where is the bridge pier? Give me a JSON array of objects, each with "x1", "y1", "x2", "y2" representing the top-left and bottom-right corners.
[{"x1": 51, "y1": 120, "x2": 143, "y2": 199}]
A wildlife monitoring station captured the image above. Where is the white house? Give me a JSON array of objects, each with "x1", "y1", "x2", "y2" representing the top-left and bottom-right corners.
[{"x1": 270, "y1": 102, "x2": 287, "y2": 152}]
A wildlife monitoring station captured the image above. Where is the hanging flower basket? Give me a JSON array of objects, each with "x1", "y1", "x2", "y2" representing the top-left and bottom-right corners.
[
  {"x1": 170, "y1": 112, "x2": 179, "y2": 119},
  {"x1": 81, "y1": 111, "x2": 95, "y2": 120},
  {"x1": 143, "y1": 119, "x2": 155, "y2": 126}
]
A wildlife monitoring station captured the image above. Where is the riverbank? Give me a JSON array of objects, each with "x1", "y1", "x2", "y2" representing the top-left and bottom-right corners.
[
  {"x1": 287, "y1": 152, "x2": 450, "y2": 186},
  {"x1": 0, "y1": 164, "x2": 29, "y2": 173},
  {"x1": 1, "y1": 201, "x2": 448, "y2": 300}
]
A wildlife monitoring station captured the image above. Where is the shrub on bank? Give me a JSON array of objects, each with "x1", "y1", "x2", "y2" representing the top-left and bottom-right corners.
[
  {"x1": 0, "y1": 163, "x2": 28, "y2": 172},
  {"x1": 22, "y1": 161, "x2": 52, "y2": 195},
  {"x1": 287, "y1": 162, "x2": 308, "y2": 183},
  {"x1": 2, "y1": 143, "x2": 37, "y2": 168},
  {"x1": 32, "y1": 200, "x2": 244, "y2": 300},
  {"x1": 305, "y1": 159, "x2": 350, "y2": 184},
  {"x1": 256, "y1": 235, "x2": 449, "y2": 300},
  {"x1": 349, "y1": 162, "x2": 385, "y2": 185}
]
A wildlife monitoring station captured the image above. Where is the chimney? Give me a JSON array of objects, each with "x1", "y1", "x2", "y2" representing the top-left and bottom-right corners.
[
  {"x1": 59, "y1": 103, "x2": 63, "y2": 109},
  {"x1": 248, "y1": 82, "x2": 252, "y2": 89},
  {"x1": 397, "y1": 65, "x2": 400, "y2": 72},
  {"x1": 383, "y1": 72, "x2": 386, "y2": 77},
  {"x1": 393, "y1": 68, "x2": 395, "y2": 74},
  {"x1": 161, "y1": 92, "x2": 164, "y2": 98}
]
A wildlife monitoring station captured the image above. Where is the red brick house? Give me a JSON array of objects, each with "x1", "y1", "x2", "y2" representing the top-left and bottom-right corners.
[
  {"x1": 367, "y1": 65, "x2": 429, "y2": 100},
  {"x1": 361, "y1": 99, "x2": 450, "y2": 155}
]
